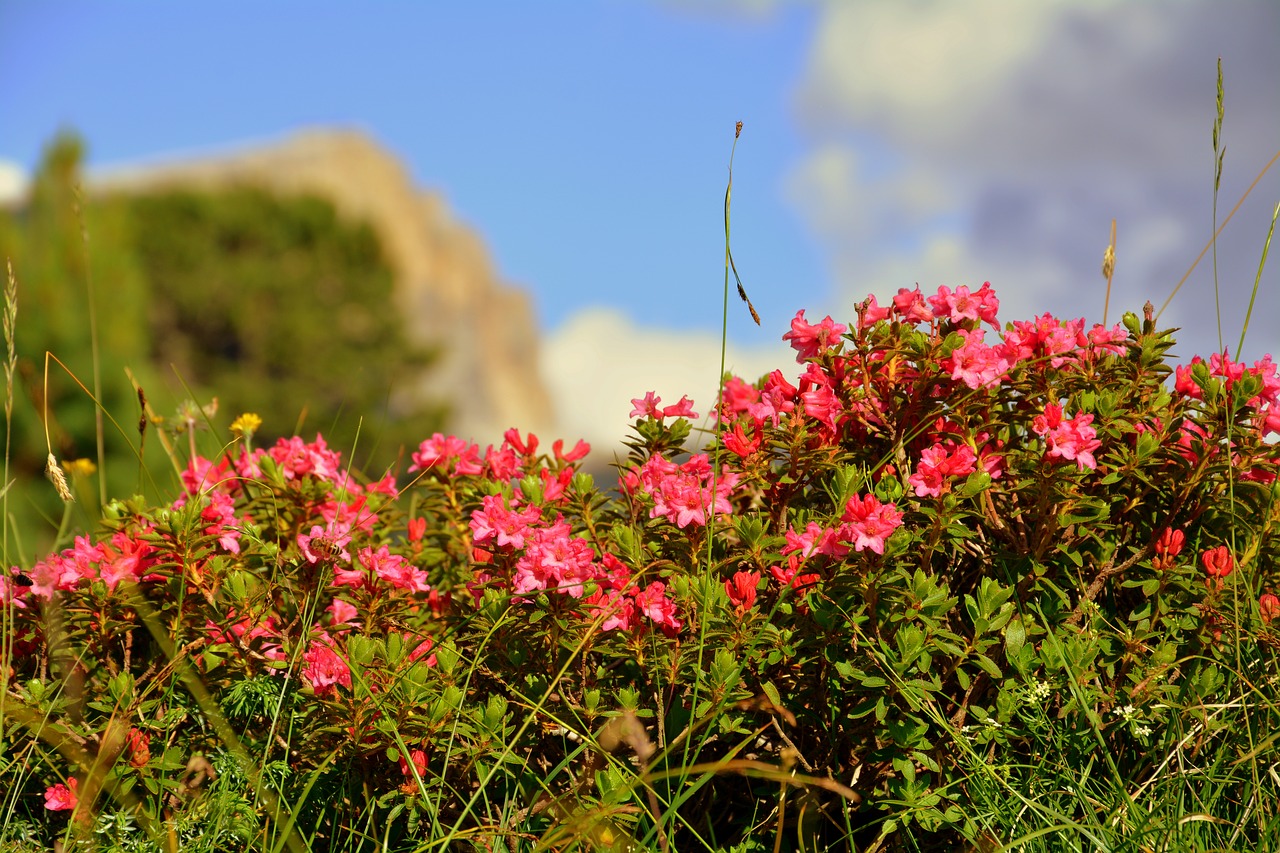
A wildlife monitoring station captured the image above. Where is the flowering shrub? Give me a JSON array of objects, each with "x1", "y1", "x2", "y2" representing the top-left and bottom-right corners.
[{"x1": 4, "y1": 283, "x2": 1280, "y2": 850}]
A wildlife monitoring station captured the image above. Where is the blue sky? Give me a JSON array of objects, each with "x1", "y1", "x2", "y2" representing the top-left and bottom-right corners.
[
  {"x1": 3, "y1": 1, "x2": 1278, "y2": 451},
  {"x1": 0, "y1": 2, "x2": 822, "y2": 338}
]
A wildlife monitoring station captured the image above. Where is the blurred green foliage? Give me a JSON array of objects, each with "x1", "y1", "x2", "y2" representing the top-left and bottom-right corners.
[{"x1": 0, "y1": 133, "x2": 446, "y2": 554}]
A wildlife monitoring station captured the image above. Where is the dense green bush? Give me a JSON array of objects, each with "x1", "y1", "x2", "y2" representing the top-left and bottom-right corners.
[
  {"x1": 0, "y1": 134, "x2": 444, "y2": 552},
  {"x1": 4, "y1": 282, "x2": 1278, "y2": 851}
]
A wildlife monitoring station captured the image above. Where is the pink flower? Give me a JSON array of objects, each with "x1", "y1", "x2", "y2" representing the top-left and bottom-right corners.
[
  {"x1": 503, "y1": 428, "x2": 540, "y2": 459},
  {"x1": 44, "y1": 778, "x2": 77, "y2": 811},
  {"x1": 945, "y1": 329, "x2": 1011, "y2": 389},
  {"x1": 407, "y1": 634, "x2": 438, "y2": 666},
  {"x1": 1033, "y1": 403, "x2": 1101, "y2": 471},
  {"x1": 269, "y1": 434, "x2": 342, "y2": 482},
  {"x1": 1155, "y1": 528, "x2": 1185, "y2": 557},
  {"x1": 360, "y1": 545, "x2": 430, "y2": 593},
  {"x1": 302, "y1": 634, "x2": 352, "y2": 693},
  {"x1": 297, "y1": 523, "x2": 352, "y2": 565},
  {"x1": 409, "y1": 433, "x2": 482, "y2": 476},
  {"x1": 630, "y1": 391, "x2": 663, "y2": 419},
  {"x1": 553, "y1": 438, "x2": 591, "y2": 463},
  {"x1": 782, "y1": 522, "x2": 834, "y2": 560},
  {"x1": 585, "y1": 587, "x2": 638, "y2": 632},
  {"x1": 513, "y1": 520, "x2": 599, "y2": 598},
  {"x1": 469, "y1": 494, "x2": 542, "y2": 550},
  {"x1": 801, "y1": 382, "x2": 842, "y2": 435},
  {"x1": 98, "y1": 532, "x2": 153, "y2": 590},
  {"x1": 126, "y1": 728, "x2": 151, "y2": 768},
  {"x1": 662, "y1": 395, "x2": 698, "y2": 419},
  {"x1": 723, "y1": 420, "x2": 763, "y2": 458},
  {"x1": 633, "y1": 581, "x2": 683, "y2": 635},
  {"x1": 783, "y1": 310, "x2": 847, "y2": 362},
  {"x1": 483, "y1": 443, "x2": 521, "y2": 480},
  {"x1": 633, "y1": 453, "x2": 738, "y2": 529},
  {"x1": 1153, "y1": 528, "x2": 1185, "y2": 571},
  {"x1": 908, "y1": 443, "x2": 977, "y2": 498},
  {"x1": 181, "y1": 454, "x2": 235, "y2": 496},
  {"x1": 857, "y1": 295, "x2": 892, "y2": 329},
  {"x1": 752, "y1": 370, "x2": 798, "y2": 426},
  {"x1": 892, "y1": 287, "x2": 933, "y2": 324},
  {"x1": 840, "y1": 494, "x2": 904, "y2": 555},
  {"x1": 927, "y1": 282, "x2": 999, "y2": 327},
  {"x1": 1086, "y1": 323, "x2": 1127, "y2": 356},
  {"x1": 725, "y1": 570, "x2": 760, "y2": 611},
  {"x1": 328, "y1": 598, "x2": 359, "y2": 625}
]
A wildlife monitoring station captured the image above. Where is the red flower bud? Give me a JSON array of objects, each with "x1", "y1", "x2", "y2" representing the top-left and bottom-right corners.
[
  {"x1": 1154, "y1": 527, "x2": 1184, "y2": 558},
  {"x1": 1201, "y1": 545, "x2": 1234, "y2": 584},
  {"x1": 1260, "y1": 593, "x2": 1280, "y2": 625}
]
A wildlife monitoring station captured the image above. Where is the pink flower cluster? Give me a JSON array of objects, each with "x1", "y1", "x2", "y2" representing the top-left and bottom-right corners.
[
  {"x1": 1033, "y1": 403, "x2": 1102, "y2": 471},
  {"x1": 1176, "y1": 352, "x2": 1280, "y2": 436},
  {"x1": 302, "y1": 632, "x2": 352, "y2": 694},
  {"x1": 625, "y1": 452, "x2": 740, "y2": 530},
  {"x1": 6, "y1": 530, "x2": 156, "y2": 604},
  {"x1": 784, "y1": 310, "x2": 848, "y2": 362},
  {"x1": 909, "y1": 442, "x2": 978, "y2": 498},
  {"x1": 630, "y1": 391, "x2": 698, "y2": 422},
  {"x1": 717, "y1": 371, "x2": 798, "y2": 427},
  {"x1": 942, "y1": 329, "x2": 1013, "y2": 390},
  {"x1": 928, "y1": 282, "x2": 1001, "y2": 328},
  {"x1": 332, "y1": 545, "x2": 431, "y2": 594},
  {"x1": 781, "y1": 493, "x2": 904, "y2": 560},
  {"x1": 469, "y1": 493, "x2": 682, "y2": 635},
  {"x1": 410, "y1": 428, "x2": 589, "y2": 481}
]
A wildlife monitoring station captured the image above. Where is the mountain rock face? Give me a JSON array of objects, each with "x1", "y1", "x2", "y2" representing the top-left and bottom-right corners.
[{"x1": 91, "y1": 128, "x2": 555, "y2": 446}]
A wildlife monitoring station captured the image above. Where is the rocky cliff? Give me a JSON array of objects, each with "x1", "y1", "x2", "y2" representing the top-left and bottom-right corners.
[{"x1": 91, "y1": 129, "x2": 555, "y2": 446}]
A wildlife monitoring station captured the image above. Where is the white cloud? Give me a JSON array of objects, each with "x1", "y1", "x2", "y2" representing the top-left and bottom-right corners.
[
  {"x1": 783, "y1": 0, "x2": 1280, "y2": 366},
  {"x1": 0, "y1": 161, "x2": 29, "y2": 205},
  {"x1": 541, "y1": 306, "x2": 794, "y2": 470}
]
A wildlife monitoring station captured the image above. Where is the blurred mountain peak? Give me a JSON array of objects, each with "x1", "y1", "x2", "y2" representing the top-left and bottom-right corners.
[{"x1": 92, "y1": 127, "x2": 556, "y2": 446}]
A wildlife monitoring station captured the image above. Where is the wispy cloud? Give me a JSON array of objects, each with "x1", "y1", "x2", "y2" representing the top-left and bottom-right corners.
[
  {"x1": 786, "y1": 0, "x2": 1280, "y2": 362},
  {"x1": 540, "y1": 306, "x2": 792, "y2": 470}
]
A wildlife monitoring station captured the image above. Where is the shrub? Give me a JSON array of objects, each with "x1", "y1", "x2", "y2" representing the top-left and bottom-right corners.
[{"x1": 4, "y1": 282, "x2": 1279, "y2": 851}]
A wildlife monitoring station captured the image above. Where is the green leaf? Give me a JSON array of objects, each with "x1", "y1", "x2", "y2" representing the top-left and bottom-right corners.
[
  {"x1": 1004, "y1": 617, "x2": 1026, "y2": 659},
  {"x1": 761, "y1": 680, "x2": 783, "y2": 710},
  {"x1": 974, "y1": 654, "x2": 1002, "y2": 680}
]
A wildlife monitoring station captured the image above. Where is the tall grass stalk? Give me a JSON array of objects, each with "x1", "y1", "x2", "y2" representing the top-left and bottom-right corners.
[{"x1": 72, "y1": 186, "x2": 107, "y2": 506}]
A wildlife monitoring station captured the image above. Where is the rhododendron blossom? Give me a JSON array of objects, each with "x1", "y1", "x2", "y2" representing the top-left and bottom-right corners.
[
  {"x1": 298, "y1": 523, "x2": 353, "y2": 564},
  {"x1": 269, "y1": 434, "x2": 342, "y2": 482},
  {"x1": 840, "y1": 494, "x2": 904, "y2": 555},
  {"x1": 470, "y1": 494, "x2": 543, "y2": 550},
  {"x1": 927, "y1": 282, "x2": 1000, "y2": 328},
  {"x1": 44, "y1": 778, "x2": 77, "y2": 811},
  {"x1": 633, "y1": 581, "x2": 683, "y2": 635},
  {"x1": 909, "y1": 443, "x2": 978, "y2": 498},
  {"x1": 944, "y1": 329, "x2": 1012, "y2": 390},
  {"x1": 1032, "y1": 403, "x2": 1101, "y2": 471},
  {"x1": 302, "y1": 634, "x2": 352, "y2": 693},
  {"x1": 725, "y1": 570, "x2": 760, "y2": 611},
  {"x1": 892, "y1": 286, "x2": 933, "y2": 324},
  {"x1": 399, "y1": 748, "x2": 428, "y2": 780},
  {"x1": 783, "y1": 309, "x2": 847, "y2": 362},
  {"x1": 631, "y1": 453, "x2": 738, "y2": 529}
]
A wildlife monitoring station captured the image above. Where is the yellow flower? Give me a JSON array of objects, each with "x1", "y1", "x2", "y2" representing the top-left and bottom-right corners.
[
  {"x1": 230, "y1": 413, "x2": 263, "y2": 440},
  {"x1": 63, "y1": 458, "x2": 98, "y2": 477}
]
